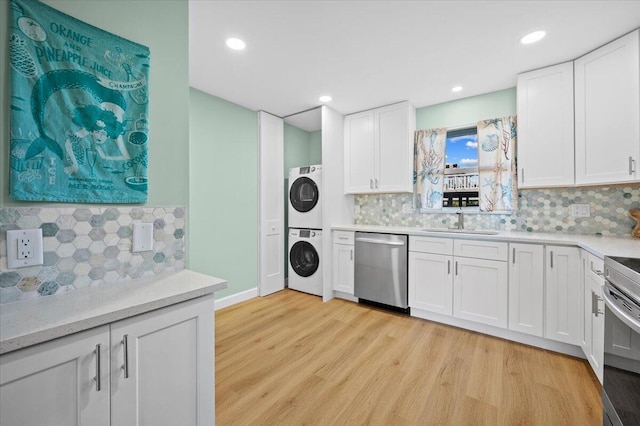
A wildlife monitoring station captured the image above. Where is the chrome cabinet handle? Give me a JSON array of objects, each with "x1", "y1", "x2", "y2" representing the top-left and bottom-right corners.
[
  {"x1": 122, "y1": 334, "x2": 129, "y2": 379},
  {"x1": 448, "y1": 260, "x2": 451, "y2": 275},
  {"x1": 95, "y1": 344, "x2": 102, "y2": 392},
  {"x1": 521, "y1": 168, "x2": 525, "y2": 183},
  {"x1": 370, "y1": 178, "x2": 374, "y2": 189},
  {"x1": 350, "y1": 249, "x2": 353, "y2": 261},
  {"x1": 338, "y1": 236, "x2": 349, "y2": 240},
  {"x1": 630, "y1": 156, "x2": 636, "y2": 175},
  {"x1": 375, "y1": 178, "x2": 379, "y2": 189},
  {"x1": 550, "y1": 251, "x2": 554, "y2": 269},
  {"x1": 455, "y1": 261, "x2": 458, "y2": 276},
  {"x1": 512, "y1": 248, "x2": 516, "y2": 264},
  {"x1": 592, "y1": 290, "x2": 604, "y2": 317}
]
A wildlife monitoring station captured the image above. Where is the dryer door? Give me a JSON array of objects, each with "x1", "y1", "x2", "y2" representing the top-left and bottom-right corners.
[
  {"x1": 290, "y1": 241, "x2": 319, "y2": 277},
  {"x1": 289, "y1": 177, "x2": 319, "y2": 213}
]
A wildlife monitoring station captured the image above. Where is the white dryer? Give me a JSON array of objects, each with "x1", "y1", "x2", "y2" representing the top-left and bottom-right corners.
[
  {"x1": 288, "y1": 165, "x2": 322, "y2": 230},
  {"x1": 288, "y1": 228, "x2": 322, "y2": 296}
]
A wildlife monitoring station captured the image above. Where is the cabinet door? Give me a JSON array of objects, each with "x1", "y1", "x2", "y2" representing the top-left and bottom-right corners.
[
  {"x1": 344, "y1": 110, "x2": 375, "y2": 193},
  {"x1": 508, "y1": 243, "x2": 544, "y2": 337},
  {"x1": 545, "y1": 246, "x2": 581, "y2": 345},
  {"x1": 333, "y1": 243, "x2": 354, "y2": 294},
  {"x1": 110, "y1": 295, "x2": 215, "y2": 426},
  {"x1": 580, "y1": 250, "x2": 590, "y2": 353},
  {"x1": 375, "y1": 102, "x2": 414, "y2": 193},
  {"x1": 586, "y1": 273, "x2": 605, "y2": 383},
  {"x1": 0, "y1": 326, "x2": 110, "y2": 426},
  {"x1": 409, "y1": 251, "x2": 453, "y2": 315},
  {"x1": 517, "y1": 62, "x2": 575, "y2": 188},
  {"x1": 575, "y1": 29, "x2": 640, "y2": 185},
  {"x1": 453, "y1": 257, "x2": 508, "y2": 328}
]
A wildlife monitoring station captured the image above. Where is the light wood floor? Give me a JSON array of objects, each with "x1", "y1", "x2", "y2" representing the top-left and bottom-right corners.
[{"x1": 216, "y1": 289, "x2": 602, "y2": 425}]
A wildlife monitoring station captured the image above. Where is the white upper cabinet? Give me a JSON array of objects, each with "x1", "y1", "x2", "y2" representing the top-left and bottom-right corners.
[
  {"x1": 575, "y1": 29, "x2": 640, "y2": 185},
  {"x1": 344, "y1": 101, "x2": 415, "y2": 194},
  {"x1": 517, "y1": 62, "x2": 575, "y2": 188}
]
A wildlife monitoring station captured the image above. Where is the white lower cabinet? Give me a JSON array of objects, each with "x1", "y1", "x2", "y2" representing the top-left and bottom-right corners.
[
  {"x1": 0, "y1": 295, "x2": 215, "y2": 426},
  {"x1": 545, "y1": 246, "x2": 581, "y2": 345},
  {"x1": 408, "y1": 251, "x2": 453, "y2": 315},
  {"x1": 453, "y1": 256, "x2": 508, "y2": 328},
  {"x1": 0, "y1": 326, "x2": 110, "y2": 426},
  {"x1": 508, "y1": 243, "x2": 544, "y2": 337},
  {"x1": 332, "y1": 231, "x2": 355, "y2": 295},
  {"x1": 581, "y1": 251, "x2": 605, "y2": 383}
]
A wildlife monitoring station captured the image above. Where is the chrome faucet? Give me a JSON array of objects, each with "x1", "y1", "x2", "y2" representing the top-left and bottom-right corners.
[{"x1": 456, "y1": 209, "x2": 464, "y2": 230}]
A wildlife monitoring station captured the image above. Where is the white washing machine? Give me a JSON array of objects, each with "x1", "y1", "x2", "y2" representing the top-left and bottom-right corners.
[
  {"x1": 288, "y1": 228, "x2": 322, "y2": 296},
  {"x1": 289, "y1": 165, "x2": 322, "y2": 230}
]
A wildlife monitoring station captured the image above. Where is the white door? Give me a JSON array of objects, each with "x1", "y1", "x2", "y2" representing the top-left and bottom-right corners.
[
  {"x1": 575, "y1": 29, "x2": 640, "y2": 185},
  {"x1": 508, "y1": 243, "x2": 544, "y2": 337},
  {"x1": 0, "y1": 326, "x2": 110, "y2": 426},
  {"x1": 545, "y1": 246, "x2": 581, "y2": 345},
  {"x1": 258, "y1": 111, "x2": 285, "y2": 296},
  {"x1": 586, "y1": 273, "x2": 605, "y2": 382},
  {"x1": 453, "y1": 257, "x2": 508, "y2": 328},
  {"x1": 376, "y1": 102, "x2": 414, "y2": 193},
  {"x1": 332, "y1": 242, "x2": 354, "y2": 294},
  {"x1": 110, "y1": 296, "x2": 215, "y2": 426},
  {"x1": 516, "y1": 62, "x2": 575, "y2": 188},
  {"x1": 344, "y1": 110, "x2": 375, "y2": 193},
  {"x1": 408, "y1": 251, "x2": 453, "y2": 315}
]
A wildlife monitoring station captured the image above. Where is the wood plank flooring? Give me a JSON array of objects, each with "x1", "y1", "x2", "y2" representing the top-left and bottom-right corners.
[{"x1": 216, "y1": 289, "x2": 602, "y2": 425}]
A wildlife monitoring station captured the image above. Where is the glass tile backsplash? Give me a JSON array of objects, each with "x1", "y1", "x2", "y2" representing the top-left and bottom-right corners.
[
  {"x1": 355, "y1": 186, "x2": 640, "y2": 237},
  {"x1": 0, "y1": 206, "x2": 185, "y2": 304}
]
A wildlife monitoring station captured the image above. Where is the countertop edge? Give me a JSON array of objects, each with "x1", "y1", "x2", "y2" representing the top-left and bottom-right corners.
[{"x1": 0, "y1": 270, "x2": 228, "y2": 355}]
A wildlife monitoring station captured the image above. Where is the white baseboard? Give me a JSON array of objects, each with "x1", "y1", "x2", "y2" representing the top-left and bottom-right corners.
[{"x1": 215, "y1": 287, "x2": 258, "y2": 311}]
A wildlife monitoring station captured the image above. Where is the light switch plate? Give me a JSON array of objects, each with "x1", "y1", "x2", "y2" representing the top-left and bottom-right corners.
[
  {"x1": 571, "y1": 203, "x2": 591, "y2": 218},
  {"x1": 7, "y1": 229, "x2": 44, "y2": 269},
  {"x1": 132, "y1": 223, "x2": 154, "y2": 252}
]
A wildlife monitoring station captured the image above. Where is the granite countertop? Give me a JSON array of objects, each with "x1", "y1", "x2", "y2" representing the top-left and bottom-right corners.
[
  {"x1": 0, "y1": 269, "x2": 227, "y2": 355},
  {"x1": 332, "y1": 224, "x2": 640, "y2": 258}
]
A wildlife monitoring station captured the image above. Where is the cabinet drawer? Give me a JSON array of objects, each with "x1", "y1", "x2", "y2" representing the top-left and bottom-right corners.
[
  {"x1": 454, "y1": 239, "x2": 508, "y2": 261},
  {"x1": 587, "y1": 253, "x2": 605, "y2": 283},
  {"x1": 333, "y1": 231, "x2": 355, "y2": 245},
  {"x1": 409, "y1": 236, "x2": 453, "y2": 255}
]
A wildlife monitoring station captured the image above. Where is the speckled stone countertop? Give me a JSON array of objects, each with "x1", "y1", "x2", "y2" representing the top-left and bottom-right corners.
[
  {"x1": 333, "y1": 225, "x2": 640, "y2": 258},
  {"x1": 0, "y1": 269, "x2": 227, "y2": 355}
]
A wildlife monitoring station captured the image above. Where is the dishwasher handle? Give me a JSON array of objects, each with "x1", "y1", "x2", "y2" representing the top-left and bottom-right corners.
[{"x1": 355, "y1": 237, "x2": 405, "y2": 247}]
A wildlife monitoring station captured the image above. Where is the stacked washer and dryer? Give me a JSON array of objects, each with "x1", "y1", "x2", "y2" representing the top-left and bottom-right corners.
[{"x1": 288, "y1": 165, "x2": 322, "y2": 296}]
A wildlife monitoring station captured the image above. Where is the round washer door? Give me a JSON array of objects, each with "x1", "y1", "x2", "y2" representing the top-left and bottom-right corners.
[
  {"x1": 289, "y1": 177, "x2": 319, "y2": 213},
  {"x1": 290, "y1": 241, "x2": 319, "y2": 277}
]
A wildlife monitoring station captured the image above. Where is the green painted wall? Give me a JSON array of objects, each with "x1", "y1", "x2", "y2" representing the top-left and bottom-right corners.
[
  {"x1": 309, "y1": 130, "x2": 322, "y2": 164},
  {"x1": 0, "y1": 0, "x2": 190, "y2": 207},
  {"x1": 416, "y1": 87, "x2": 516, "y2": 130},
  {"x1": 189, "y1": 89, "x2": 258, "y2": 299}
]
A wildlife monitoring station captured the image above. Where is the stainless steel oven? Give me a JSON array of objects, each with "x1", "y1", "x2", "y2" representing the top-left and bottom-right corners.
[{"x1": 602, "y1": 256, "x2": 640, "y2": 426}]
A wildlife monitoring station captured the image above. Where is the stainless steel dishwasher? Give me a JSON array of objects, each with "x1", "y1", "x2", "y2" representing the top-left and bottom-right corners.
[{"x1": 354, "y1": 232, "x2": 408, "y2": 311}]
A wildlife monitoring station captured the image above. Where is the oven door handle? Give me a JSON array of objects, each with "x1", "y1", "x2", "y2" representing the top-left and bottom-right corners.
[{"x1": 603, "y1": 285, "x2": 640, "y2": 334}]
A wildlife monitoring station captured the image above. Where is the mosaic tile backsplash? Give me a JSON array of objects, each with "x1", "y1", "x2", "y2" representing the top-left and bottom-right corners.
[
  {"x1": 355, "y1": 186, "x2": 640, "y2": 237},
  {"x1": 0, "y1": 207, "x2": 186, "y2": 304}
]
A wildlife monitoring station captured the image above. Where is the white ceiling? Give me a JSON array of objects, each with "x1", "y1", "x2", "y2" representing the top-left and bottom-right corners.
[{"x1": 189, "y1": 1, "x2": 640, "y2": 119}]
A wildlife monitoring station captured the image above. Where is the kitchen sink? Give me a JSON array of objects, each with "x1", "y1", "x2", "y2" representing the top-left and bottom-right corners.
[{"x1": 421, "y1": 228, "x2": 499, "y2": 235}]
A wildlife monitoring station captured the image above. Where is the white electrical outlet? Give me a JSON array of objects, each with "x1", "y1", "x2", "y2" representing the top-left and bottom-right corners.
[
  {"x1": 7, "y1": 229, "x2": 44, "y2": 269},
  {"x1": 571, "y1": 203, "x2": 591, "y2": 218},
  {"x1": 132, "y1": 222, "x2": 154, "y2": 252}
]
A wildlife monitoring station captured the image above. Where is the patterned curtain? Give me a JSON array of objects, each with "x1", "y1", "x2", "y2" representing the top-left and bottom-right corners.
[
  {"x1": 414, "y1": 128, "x2": 447, "y2": 210},
  {"x1": 477, "y1": 116, "x2": 518, "y2": 212}
]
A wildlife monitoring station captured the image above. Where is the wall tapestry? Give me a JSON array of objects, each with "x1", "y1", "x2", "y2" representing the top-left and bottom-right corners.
[
  {"x1": 477, "y1": 116, "x2": 517, "y2": 212},
  {"x1": 9, "y1": 0, "x2": 150, "y2": 203},
  {"x1": 414, "y1": 128, "x2": 447, "y2": 210}
]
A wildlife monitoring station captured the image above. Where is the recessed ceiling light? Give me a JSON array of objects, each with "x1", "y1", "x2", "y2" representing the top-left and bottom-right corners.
[
  {"x1": 225, "y1": 38, "x2": 246, "y2": 50},
  {"x1": 451, "y1": 86, "x2": 463, "y2": 93},
  {"x1": 520, "y1": 30, "x2": 546, "y2": 45},
  {"x1": 319, "y1": 95, "x2": 332, "y2": 103}
]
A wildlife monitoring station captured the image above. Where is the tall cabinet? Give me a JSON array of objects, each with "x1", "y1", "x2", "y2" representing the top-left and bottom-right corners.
[
  {"x1": 575, "y1": 29, "x2": 640, "y2": 185},
  {"x1": 516, "y1": 62, "x2": 575, "y2": 188},
  {"x1": 344, "y1": 101, "x2": 415, "y2": 194}
]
